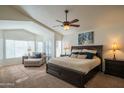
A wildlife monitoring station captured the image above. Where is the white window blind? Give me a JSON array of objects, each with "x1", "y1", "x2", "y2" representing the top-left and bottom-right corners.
[
  {"x1": 6, "y1": 40, "x2": 35, "y2": 58},
  {"x1": 0, "y1": 31, "x2": 3, "y2": 60},
  {"x1": 37, "y1": 41, "x2": 43, "y2": 52}
]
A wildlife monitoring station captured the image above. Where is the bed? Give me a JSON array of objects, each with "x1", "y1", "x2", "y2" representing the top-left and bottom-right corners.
[{"x1": 46, "y1": 45, "x2": 103, "y2": 87}]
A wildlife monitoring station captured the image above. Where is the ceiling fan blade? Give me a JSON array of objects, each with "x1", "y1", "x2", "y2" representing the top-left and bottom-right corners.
[
  {"x1": 70, "y1": 24, "x2": 80, "y2": 27},
  {"x1": 70, "y1": 19, "x2": 79, "y2": 23},
  {"x1": 52, "y1": 25, "x2": 63, "y2": 27},
  {"x1": 56, "y1": 20, "x2": 63, "y2": 23}
]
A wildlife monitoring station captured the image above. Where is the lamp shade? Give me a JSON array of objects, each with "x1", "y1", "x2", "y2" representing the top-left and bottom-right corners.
[
  {"x1": 64, "y1": 42, "x2": 71, "y2": 50},
  {"x1": 112, "y1": 42, "x2": 119, "y2": 51}
]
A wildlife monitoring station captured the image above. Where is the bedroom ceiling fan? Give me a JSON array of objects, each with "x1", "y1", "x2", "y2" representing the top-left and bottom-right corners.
[{"x1": 53, "y1": 10, "x2": 80, "y2": 30}]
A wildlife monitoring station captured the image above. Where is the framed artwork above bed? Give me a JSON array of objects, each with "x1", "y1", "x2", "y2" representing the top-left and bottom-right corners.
[{"x1": 78, "y1": 31, "x2": 94, "y2": 45}]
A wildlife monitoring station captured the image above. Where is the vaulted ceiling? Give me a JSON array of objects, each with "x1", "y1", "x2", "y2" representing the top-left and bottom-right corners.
[{"x1": 14, "y1": 5, "x2": 124, "y2": 35}]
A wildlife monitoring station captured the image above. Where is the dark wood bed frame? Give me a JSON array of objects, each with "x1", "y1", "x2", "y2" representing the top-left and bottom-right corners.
[{"x1": 46, "y1": 45, "x2": 103, "y2": 88}]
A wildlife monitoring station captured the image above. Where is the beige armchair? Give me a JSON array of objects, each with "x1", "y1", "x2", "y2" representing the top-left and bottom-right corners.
[{"x1": 22, "y1": 53, "x2": 46, "y2": 67}]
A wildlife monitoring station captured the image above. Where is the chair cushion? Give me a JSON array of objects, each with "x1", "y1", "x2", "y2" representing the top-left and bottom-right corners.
[
  {"x1": 24, "y1": 58, "x2": 44, "y2": 66},
  {"x1": 24, "y1": 58, "x2": 41, "y2": 61}
]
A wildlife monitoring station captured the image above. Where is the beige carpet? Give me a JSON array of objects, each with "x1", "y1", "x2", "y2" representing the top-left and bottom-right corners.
[{"x1": 0, "y1": 64, "x2": 124, "y2": 88}]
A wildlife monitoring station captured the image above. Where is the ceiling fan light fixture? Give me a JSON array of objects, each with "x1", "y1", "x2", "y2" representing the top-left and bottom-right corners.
[
  {"x1": 64, "y1": 25, "x2": 70, "y2": 30},
  {"x1": 53, "y1": 10, "x2": 80, "y2": 30}
]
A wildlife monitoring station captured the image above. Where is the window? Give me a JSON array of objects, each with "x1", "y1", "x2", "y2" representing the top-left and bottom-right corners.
[
  {"x1": 37, "y1": 41, "x2": 43, "y2": 52},
  {"x1": 27, "y1": 41, "x2": 35, "y2": 52},
  {"x1": 45, "y1": 41, "x2": 52, "y2": 59},
  {"x1": 56, "y1": 41, "x2": 62, "y2": 57},
  {"x1": 0, "y1": 38, "x2": 3, "y2": 60},
  {"x1": 6, "y1": 40, "x2": 35, "y2": 58},
  {"x1": 6, "y1": 40, "x2": 15, "y2": 58}
]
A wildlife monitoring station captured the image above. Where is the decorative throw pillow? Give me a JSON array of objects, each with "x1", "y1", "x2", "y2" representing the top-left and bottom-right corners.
[
  {"x1": 82, "y1": 49, "x2": 97, "y2": 54},
  {"x1": 79, "y1": 52, "x2": 95, "y2": 59},
  {"x1": 72, "y1": 49, "x2": 82, "y2": 53},
  {"x1": 77, "y1": 54, "x2": 87, "y2": 59},
  {"x1": 70, "y1": 54, "x2": 77, "y2": 58},
  {"x1": 35, "y1": 53, "x2": 42, "y2": 58},
  {"x1": 85, "y1": 52, "x2": 94, "y2": 59}
]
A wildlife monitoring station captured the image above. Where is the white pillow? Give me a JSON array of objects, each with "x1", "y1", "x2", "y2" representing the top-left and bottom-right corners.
[
  {"x1": 82, "y1": 49, "x2": 97, "y2": 54},
  {"x1": 93, "y1": 56, "x2": 99, "y2": 59},
  {"x1": 70, "y1": 54, "x2": 77, "y2": 58},
  {"x1": 77, "y1": 55, "x2": 87, "y2": 59},
  {"x1": 72, "y1": 49, "x2": 82, "y2": 53}
]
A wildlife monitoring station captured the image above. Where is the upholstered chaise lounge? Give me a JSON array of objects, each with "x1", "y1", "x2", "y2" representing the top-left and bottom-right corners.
[{"x1": 22, "y1": 53, "x2": 46, "y2": 67}]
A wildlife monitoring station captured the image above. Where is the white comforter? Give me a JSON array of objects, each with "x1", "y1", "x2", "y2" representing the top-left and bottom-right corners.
[{"x1": 48, "y1": 57, "x2": 101, "y2": 74}]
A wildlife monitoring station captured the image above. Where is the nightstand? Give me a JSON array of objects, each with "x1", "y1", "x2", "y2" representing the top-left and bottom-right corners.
[
  {"x1": 60, "y1": 54, "x2": 70, "y2": 57},
  {"x1": 104, "y1": 59, "x2": 124, "y2": 78}
]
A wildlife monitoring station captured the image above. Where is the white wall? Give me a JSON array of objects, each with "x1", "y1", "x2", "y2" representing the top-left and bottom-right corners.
[
  {"x1": 63, "y1": 27, "x2": 124, "y2": 59},
  {"x1": 62, "y1": 7, "x2": 124, "y2": 60}
]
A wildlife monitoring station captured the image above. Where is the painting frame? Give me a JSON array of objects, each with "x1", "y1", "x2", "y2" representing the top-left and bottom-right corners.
[{"x1": 78, "y1": 31, "x2": 94, "y2": 45}]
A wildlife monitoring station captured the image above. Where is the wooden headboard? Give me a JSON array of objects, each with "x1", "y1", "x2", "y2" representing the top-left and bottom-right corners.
[{"x1": 71, "y1": 45, "x2": 103, "y2": 60}]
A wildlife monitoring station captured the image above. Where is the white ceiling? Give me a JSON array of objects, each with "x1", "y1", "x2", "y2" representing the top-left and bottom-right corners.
[
  {"x1": 0, "y1": 20, "x2": 54, "y2": 39},
  {"x1": 14, "y1": 5, "x2": 124, "y2": 35}
]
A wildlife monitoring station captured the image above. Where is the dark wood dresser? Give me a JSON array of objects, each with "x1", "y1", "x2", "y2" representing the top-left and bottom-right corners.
[{"x1": 104, "y1": 59, "x2": 124, "y2": 78}]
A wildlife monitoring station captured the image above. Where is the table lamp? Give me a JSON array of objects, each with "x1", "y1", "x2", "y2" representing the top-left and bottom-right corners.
[
  {"x1": 64, "y1": 43, "x2": 70, "y2": 55},
  {"x1": 112, "y1": 42, "x2": 119, "y2": 60}
]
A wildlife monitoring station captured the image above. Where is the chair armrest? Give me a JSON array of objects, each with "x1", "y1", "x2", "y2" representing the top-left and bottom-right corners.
[
  {"x1": 22, "y1": 56, "x2": 28, "y2": 64},
  {"x1": 42, "y1": 56, "x2": 46, "y2": 63}
]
